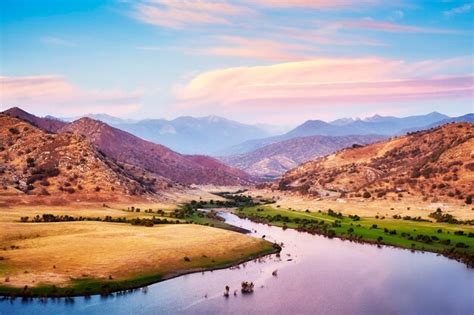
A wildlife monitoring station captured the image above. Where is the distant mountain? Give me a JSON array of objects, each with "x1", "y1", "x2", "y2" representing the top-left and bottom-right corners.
[
  {"x1": 64, "y1": 113, "x2": 271, "y2": 155},
  {"x1": 277, "y1": 122, "x2": 474, "y2": 203},
  {"x1": 219, "y1": 112, "x2": 449, "y2": 155},
  {"x1": 0, "y1": 115, "x2": 167, "y2": 200},
  {"x1": 75, "y1": 113, "x2": 138, "y2": 125},
  {"x1": 219, "y1": 134, "x2": 386, "y2": 178},
  {"x1": 2, "y1": 107, "x2": 67, "y2": 133},
  {"x1": 60, "y1": 118, "x2": 253, "y2": 186},
  {"x1": 401, "y1": 113, "x2": 474, "y2": 134}
]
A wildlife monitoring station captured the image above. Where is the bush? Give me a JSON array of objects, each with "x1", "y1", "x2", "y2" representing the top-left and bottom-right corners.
[
  {"x1": 9, "y1": 127, "x2": 20, "y2": 135},
  {"x1": 362, "y1": 191, "x2": 371, "y2": 198},
  {"x1": 466, "y1": 195, "x2": 472, "y2": 205}
]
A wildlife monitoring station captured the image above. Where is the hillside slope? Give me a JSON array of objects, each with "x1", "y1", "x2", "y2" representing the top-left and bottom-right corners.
[
  {"x1": 277, "y1": 123, "x2": 474, "y2": 203},
  {"x1": 60, "y1": 118, "x2": 253, "y2": 186},
  {"x1": 220, "y1": 134, "x2": 386, "y2": 178},
  {"x1": 0, "y1": 115, "x2": 169, "y2": 200}
]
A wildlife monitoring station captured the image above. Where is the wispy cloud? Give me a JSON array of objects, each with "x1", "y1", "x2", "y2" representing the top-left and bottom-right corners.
[
  {"x1": 248, "y1": 0, "x2": 384, "y2": 10},
  {"x1": 0, "y1": 75, "x2": 142, "y2": 116},
  {"x1": 444, "y1": 3, "x2": 473, "y2": 17},
  {"x1": 337, "y1": 19, "x2": 464, "y2": 34},
  {"x1": 41, "y1": 36, "x2": 77, "y2": 47},
  {"x1": 196, "y1": 35, "x2": 317, "y2": 61},
  {"x1": 133, "y1": 0, "x2": 253, "y2": 29}
]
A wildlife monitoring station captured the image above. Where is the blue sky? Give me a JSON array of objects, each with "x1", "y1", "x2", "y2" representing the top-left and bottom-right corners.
[{"x1": 1, "y1": 0, "x2": 473, "y2": 124}]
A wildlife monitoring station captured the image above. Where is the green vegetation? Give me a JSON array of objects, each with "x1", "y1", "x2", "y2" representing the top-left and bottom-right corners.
[{"x1": 237, "y1": 205, "x2": 474, "y2": 267}]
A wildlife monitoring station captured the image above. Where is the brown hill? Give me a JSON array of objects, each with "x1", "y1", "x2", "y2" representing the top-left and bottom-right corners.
[
  {"x1": 2, "y1": 107, "x2": 66, "y2": 133},
  {"x1": 220, "y1": 134, "x2": 385, "y2": 178},
  {"x1": 277, "y1": 123, "x2": 474, "y2": 203},
  {"x1": 60, "y1": 118, "x2": 253, "y2": 186},
  {"x1": 0, "y1": 115, "x2": 170, "y2": 201}
]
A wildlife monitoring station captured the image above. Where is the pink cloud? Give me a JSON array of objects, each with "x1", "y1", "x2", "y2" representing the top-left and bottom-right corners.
[
  {"x1": 197, "y1": 35, "x2": 315, "y2": 61},
  {"x1": 134, "y1": 1, "x2": 253, "y2": 29},
  {"x1": 249, "y1": 0, "x2": 383, "y2": 10},
  {"x1": 174, "y1": 57, "x2": 474, "y2": 112},
  {"x1": 338, "y1": 19, "x2": 463, "y2": 34},
  {"x1": 0, "y1": 75, "x2": 142, "y2": 116}
]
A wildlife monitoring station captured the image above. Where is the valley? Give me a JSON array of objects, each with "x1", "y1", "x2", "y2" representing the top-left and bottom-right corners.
[{"x1": 0, "y1": 107, "x2": 473, "y2": 313}]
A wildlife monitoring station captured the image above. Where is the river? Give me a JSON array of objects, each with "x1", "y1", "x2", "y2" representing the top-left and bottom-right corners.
[{"x1": 1, "y1": 211, "x2": 473, "y2": 314}]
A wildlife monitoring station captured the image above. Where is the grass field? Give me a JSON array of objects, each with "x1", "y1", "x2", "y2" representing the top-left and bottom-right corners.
[
  {"x1": 245, "y1": 189, "x2": 474, "y2": 220},
  {"x1": 237, "y1": 205, "x2": 474, "y2": 266},
  {"x1": 0, "y1": 206, "x2": 276, "y2": 297}
]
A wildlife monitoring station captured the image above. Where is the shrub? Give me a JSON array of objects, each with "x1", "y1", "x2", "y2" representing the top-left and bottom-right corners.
[
  {"x1": 466, "y1": 195, "x2": 472, "y2": 205},
  {"x1": 362, "y1": 191, "x2": 371, "y2": 198},
  {"x1": 9, "y1": 127, "x2": 20, "y2": 135},
  {"x1": 455, "y1": 242, "x2": 468, "y2": 248}
]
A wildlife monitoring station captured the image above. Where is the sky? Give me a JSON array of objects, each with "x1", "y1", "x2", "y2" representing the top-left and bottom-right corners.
[{"x1": 0, "y1": 0, "x2": 473, "y2": 125}]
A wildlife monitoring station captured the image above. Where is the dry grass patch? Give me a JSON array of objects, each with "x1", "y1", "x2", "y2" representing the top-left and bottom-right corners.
[{"x1": 0, "y1": 221, "x2": 271, "y2": 290}]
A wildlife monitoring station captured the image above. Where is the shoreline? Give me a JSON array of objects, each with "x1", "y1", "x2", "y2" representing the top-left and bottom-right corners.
[{"x1": 0, "y1": 242, "x2": 279, "y2": 299}]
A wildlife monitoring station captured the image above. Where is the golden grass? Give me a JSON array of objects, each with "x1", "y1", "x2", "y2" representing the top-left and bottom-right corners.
[{"x1": 0, "y1": 205, "x2": 271, "y2": 290}]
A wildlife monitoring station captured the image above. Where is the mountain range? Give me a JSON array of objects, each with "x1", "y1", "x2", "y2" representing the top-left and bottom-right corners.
[
  {"x1": 1, "y1": 108, "x2": 253, "y2": 193},
  {"x1": 276, "y1": 122, "x2": 474, "y2": 203},
  {"x1": 63, "y1": 114, "x2": 274, "y2": 155},
  {"x1": 218, "y1": 112, "x2": 452, "y2": 155}
]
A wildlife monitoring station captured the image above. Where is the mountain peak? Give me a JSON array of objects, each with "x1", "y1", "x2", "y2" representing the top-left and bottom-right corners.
[{"x1": 2, "y1": 106, "x2": 66, "y2": 132}]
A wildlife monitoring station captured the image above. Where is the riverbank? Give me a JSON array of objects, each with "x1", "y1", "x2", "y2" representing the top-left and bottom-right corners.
[
  {"x1": 0, "y1": 241, "x2": 277, "y2": 298},
  {"x1": 236, "y1": 205, "x2": 474, "y2": 267},
  {"x1": 0, "y1": 205, "x2": 278, "y2": 298}
]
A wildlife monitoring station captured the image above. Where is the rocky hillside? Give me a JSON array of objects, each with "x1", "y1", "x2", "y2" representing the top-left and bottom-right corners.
[
  {"x1": 2, "y1": 107, "x2": 66, "y2": 133},
  {"x1": 220, "y1": 134, "x2": 386, "y2": 178},
  {"x1": 0, "y1": 115, "x2": 170, "y2": 200},
  {"x1": 277, "y1": 123, "x2": 474, "y2": 203},
  {"x1": 60, "y1": 118, "x2": 253, "y2": 186}
]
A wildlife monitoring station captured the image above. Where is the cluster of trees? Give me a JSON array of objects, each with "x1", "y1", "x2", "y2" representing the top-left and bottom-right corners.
[
  {"x1": 19, "y1": 213, "x2": 183, "y2": 227},
  {"x1": 327, "y1": 209, "x2": 344, "y2": 219},
  {"x1": 429, "y1": 209, "x2": 474, "y2": 225},
  {"x1": 392, "y1": 215, "x2": 429, "y2": 222}
]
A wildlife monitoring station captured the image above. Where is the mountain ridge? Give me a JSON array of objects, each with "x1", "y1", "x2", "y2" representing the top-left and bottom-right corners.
[{"x1": 276, "y1": 122, "x2": 474, "y2": 203}]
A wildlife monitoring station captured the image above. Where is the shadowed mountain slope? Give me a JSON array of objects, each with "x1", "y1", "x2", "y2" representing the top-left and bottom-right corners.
[{"x1": 60, "y1": 118, "x2": 253, "y2": 186}]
